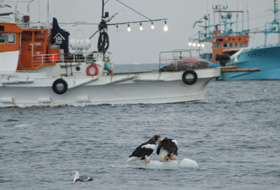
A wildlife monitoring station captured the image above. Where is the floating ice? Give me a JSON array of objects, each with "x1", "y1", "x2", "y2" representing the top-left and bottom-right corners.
[
  {"x1": 145, "y1": 158, "x2": 199, "y2": 170},
  {"x1": 14, "y1": 124, "x2": 29, "y2": 128}
]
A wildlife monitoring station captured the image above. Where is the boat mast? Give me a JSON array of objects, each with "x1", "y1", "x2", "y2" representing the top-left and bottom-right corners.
[
  {"x1": 264, "y1": 0, "x2": 280, "y2": 45},
  {"x1": 273, "y1": 0, "x2": 279, "y2": 25},
  {"x1": 47, "y1": 0, "x2": 50, "y2": 35},
  {"x1": 98, "y1": 0, "x2": 109, "y2": 60},
  {"x1": 102, "y1": 0, "x2": 105, "y2": 18},
  {"x1": 274, "y1": 0, "x2": 280, "y2": 43}
]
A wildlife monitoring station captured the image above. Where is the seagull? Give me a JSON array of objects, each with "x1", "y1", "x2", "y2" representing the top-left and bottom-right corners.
[
  {"x1": 193, "y1": 19, "x2": 203, "y2": 28},
  {"x1": 127, "y1": 135, "x2": 161, "y2": 165},
  {"x1": 193, "y1": 15, "x2": 209, "y2": 28},
  {"x1": 156, "y1": 137, "x2": 178, "y2": 162},
  {"x1": 0, "y1": 0, "x2": 11, "y2": 8},
  {"x1": 71, "y1": 171, "x2": 93, "y2": 183}
]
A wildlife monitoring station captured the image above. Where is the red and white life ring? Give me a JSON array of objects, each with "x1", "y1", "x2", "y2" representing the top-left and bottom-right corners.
[
  {"x1": 86, "y1": 64, "x2": 99, "y2": 76},
  {"x1": 49, "y1": 54, "x2": 59, "y2": 63}
]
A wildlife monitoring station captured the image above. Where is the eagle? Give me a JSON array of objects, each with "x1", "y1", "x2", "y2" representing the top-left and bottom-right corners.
[
  {"x1": 156, "y1": 137, "x2": 178, "y2": 162},
  {"x1": 127, "y1": 135, "x2": 161, "y2": 165}
]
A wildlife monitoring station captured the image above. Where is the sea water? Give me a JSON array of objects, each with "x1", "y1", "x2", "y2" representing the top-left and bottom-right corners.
[{"x1": 0, "y1": 64, "x2": 280, "y2": 190}]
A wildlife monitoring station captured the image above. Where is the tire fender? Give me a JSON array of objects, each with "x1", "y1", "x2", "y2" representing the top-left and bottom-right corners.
[
  {"x1": 182, "y1": 70, "x2": 198, "y2": 85},
  {"x1": 52, "y1": 78, "x2": 68, "y2": 94}
]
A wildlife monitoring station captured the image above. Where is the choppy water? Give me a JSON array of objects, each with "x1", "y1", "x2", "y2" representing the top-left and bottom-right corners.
[{"x1": 1, "y1": 65, "x2": 280, "y2": 189}]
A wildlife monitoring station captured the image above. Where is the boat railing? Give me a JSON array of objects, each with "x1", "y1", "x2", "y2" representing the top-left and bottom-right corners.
[
  {"x1": 0, "y1": 15, "x2": 48, "y2": 29},
  {"x1": 159, "y1": 49, "x2": 201, "y2": 66},
  {"x1": 0, "y1": 17, "x2": 12, "y2": 23},
  {"x1": 242, "y1": 43, "x2": 280, "y2": 53},
  {"x1": 17, "y1": 22, "x2": 48, "y2": 30},
  {"x1": 33, "y1": 52, "x2": 104, "y2": 66}
]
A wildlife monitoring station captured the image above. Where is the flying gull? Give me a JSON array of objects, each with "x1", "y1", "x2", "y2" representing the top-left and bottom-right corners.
[{"x1": 0, "y1": 0, "x2": 11, "y2": 8}]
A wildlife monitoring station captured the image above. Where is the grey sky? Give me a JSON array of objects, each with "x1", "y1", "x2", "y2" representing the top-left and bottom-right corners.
[{"x1": 2, "y1": 0, "x2": 278, "y2": 64}]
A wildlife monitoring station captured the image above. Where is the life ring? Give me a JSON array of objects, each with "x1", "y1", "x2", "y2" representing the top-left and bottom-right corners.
[
  {"x1": 182, "y1": 70, "x2": 198, "y2": 85},
  {"x1": 49, "y1": 54, "x2": 59, "y2": 63},
  {"x1": 86, "y1": 64, "x2": 99, "y2": 76},
  {"x1": 52, "y1": 78, "x2": 68, "y2": 94}
]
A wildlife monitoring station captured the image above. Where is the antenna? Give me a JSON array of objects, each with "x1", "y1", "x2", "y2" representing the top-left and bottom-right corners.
[
  {"x1": 47, "y1": 0, "x2": 49, "y2": 23},
  {"x1": 27, "y1": 0, "x2": 35, "y2": 13},
  {"x1": 263, "y1": 0, "x2": 280, "y2": 45},
  {"x1": 246, "y1": 0, "x2": 249, "y2": 31},
  {"x1": 47, "y1": 0, "x2": 50, "y2": 36}
]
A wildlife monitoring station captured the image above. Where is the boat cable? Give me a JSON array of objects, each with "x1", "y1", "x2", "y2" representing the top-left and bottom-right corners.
[
  {"x1": 98, "y1": 19, "x2": 109, "y2": 53},
  {"x1": 115, "y1": 0, "x2": 151, "y2": 20},
  {"x1": 98, "y1": 31, "x2": 109, "y2": 53}
]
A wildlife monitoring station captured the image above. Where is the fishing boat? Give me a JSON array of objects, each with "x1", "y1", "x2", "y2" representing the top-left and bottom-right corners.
[
  {"x1": 189, "y1": 1, "x2": 280, "y2": 80},
  {"x1": 189, "y1": 4, "x2": 250, "y2": 66},
  {"x1": 221, "y1": 0, "x2": 280, "y2": 80},
  {"x1": 0, "y1": 0, "x2": 220, "y2": 107}
]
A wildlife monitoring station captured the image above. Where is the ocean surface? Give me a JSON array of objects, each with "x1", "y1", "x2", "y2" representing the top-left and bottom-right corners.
[{"x1": 1, "y1": 64, "x2": 280, "y2": 190}]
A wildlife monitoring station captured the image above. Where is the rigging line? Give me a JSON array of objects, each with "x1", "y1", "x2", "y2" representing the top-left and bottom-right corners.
[
  {"x1": 107, "y1": 11, "x2": 119, "y2": 22},
  {"x1": 115, "y1": 0, "x2": 151, "y2": 21},
  {"x1": 231, "y1": 13, "x2": 272, "y2": 26},
  {"x1": 104, "y1": 0, "x2": 110, "y2": 5},
  {"x1": 107, "y1": 18, "x2": 166, "y2": 26}
]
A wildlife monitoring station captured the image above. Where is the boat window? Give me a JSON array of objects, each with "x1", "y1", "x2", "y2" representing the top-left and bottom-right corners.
[
  {"x1": 229, "y1": 43, "x2": 233, "y2": 48},
  {"x1": 214, "y1": 43, "x2": 218, "y2": 48},
  {"x1": 7, "y1": 33, "x2": 16, "y2": 44},
  {"x1": 234, "y1": 43, "x2": 238, "y2": 48},
  {"x1": 215, "y1": 43, "x2": 221, "y2": 49},
  {"x1": 223, "y1": 43, "x2": 228, "y2": 48},
  {"x1": 240, "y1": 43, "x2": 244, "y2": 48},
  {"x1": 0, "y1": 33, "x2": 6, "y2": 44},
  {"x1": 244, "y1": 43, "x2": 248, "y2": 47}
]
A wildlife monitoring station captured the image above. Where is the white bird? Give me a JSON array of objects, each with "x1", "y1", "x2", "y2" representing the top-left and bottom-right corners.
[
  {"x1": 0, "y1": 0, "x2": 11, "y2": 8},
  {"x1": 71, "y1": 171, "x2": 93, "y2": 183}
]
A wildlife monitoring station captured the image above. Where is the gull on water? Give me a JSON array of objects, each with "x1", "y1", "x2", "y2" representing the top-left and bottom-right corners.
[{"x1": 71, "y1": 171, "x2": 93, "y2": 183}]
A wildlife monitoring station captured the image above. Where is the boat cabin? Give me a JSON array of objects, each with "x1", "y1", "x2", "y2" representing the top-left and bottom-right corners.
[
  {"x1": 0, "y1": 16, "x2": 68, "y2": 71},
  {"x1": 211, "y1": 29, "x2": 249, "y2": 63}
]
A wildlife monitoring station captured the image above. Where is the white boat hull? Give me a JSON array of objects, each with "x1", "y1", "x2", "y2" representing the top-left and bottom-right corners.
[{"x1": 0, "y1": 68, "x2": 220, "y2": 107}]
